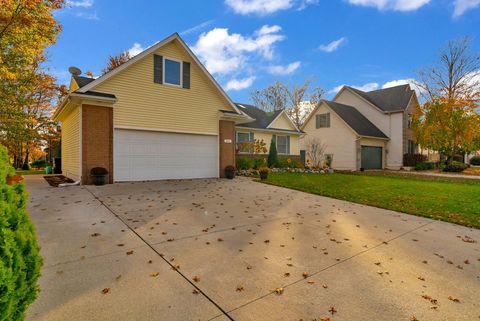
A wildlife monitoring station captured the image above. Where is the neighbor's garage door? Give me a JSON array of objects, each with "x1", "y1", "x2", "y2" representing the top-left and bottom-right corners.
[
  {"x1": 114, "y1": 129, "x2": 218, "y2": 181},
  {"x1": 361, "y1": 146, "x2": 383, "y2": 170}
]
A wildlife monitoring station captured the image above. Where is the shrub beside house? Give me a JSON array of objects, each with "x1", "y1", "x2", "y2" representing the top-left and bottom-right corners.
[{"x1": 0, "y1": 146, "x2": 42, "y2": 321}]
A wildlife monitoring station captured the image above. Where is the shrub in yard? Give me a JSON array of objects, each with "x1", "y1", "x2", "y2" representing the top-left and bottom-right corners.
[
  {"x1": 254, "y1": 158, "x2": 267, "y2": 169},
  {"x1": 403, "y1": 153, "x2": 427, "y2": 167},
  {"x1": 30, "y1": 159, "x2": 47, "y2": 169},
  {"x1": 443, "y1": 163, "x2": 468, "y2": 172},
  {"x1": 0, "y1": 146, "x2": 42, "y2": 321},
  {"x1": 415, "y1": 162, "x2": 434, "y2": 171},
  {"x1": 236, "y1": 157, "x2": 255, "y2": 170},
  {"x1": 267, "y1": 138, "x2": 279, "y2": 168},
  {"x1": 470, "y1": 156, "x2": 480, "y2": 166}
]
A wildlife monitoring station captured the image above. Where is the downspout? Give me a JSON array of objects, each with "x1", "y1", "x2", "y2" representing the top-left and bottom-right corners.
[{"x1": 355, "y1": 136, "x2": 362, "y2": 171}]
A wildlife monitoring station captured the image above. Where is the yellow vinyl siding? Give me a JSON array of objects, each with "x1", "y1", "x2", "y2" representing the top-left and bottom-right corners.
[
  {"x1": 61, "y1": 106, "x2": 81, "y2": 181},
  {"x1": 69, "y1": 78, "x2": 79, "y2": 92},
  {"x1": 269, "y1": 113, "x2": 296, "y2": 131},
  {"x1": 236, "y1": 129, "x2": 300, "y2": 155},
  {"x1": 93, "y1": 39, "x2": 234, "y2": 135}
]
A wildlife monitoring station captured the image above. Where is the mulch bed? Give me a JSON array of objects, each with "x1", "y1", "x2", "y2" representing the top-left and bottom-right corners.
[{"x1": 43, "y1": 175, "x2": 75, "y2": 187}]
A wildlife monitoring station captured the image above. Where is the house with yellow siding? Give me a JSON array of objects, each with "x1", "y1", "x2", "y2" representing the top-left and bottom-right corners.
[
  {"x1": 234, "y1": 103, "x2": 302, "y2": 158},
  {"x1": 53, "y1": 33, "x2": 254, "y2": 184}
]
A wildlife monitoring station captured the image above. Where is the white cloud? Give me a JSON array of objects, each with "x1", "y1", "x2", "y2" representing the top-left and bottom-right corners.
[
  {"x1": 328, "y1": 82, "x2": 379, "y2": 94},
  {"x1": 75, "y1": 11, "x2": 98, "y2": 20},
  {"x1": 127, "y1": 43, "x2": 144, "y2": 57},
  {"x1": 224, "y1": 0, "x2": 317, "y2": 15},
  {"x1": 180, "y1": 20, "x2": 215, "y2": 36},
  {"x1": 353, "y1": 82, "x2": 380, "y2": 91},
  {"x1": 329, "y1": 78, "x2": 427, "y2": 96},
  {"x1": 346, "y1": 0, "x2": 430, "y2": 11},
  {"x1": 225, "y1": 0, "x2": 293, "y2": 15},
  {"x1": 318, "y1": 37, "x2": 347, "y2": 53},
  {"x1": 267, "y1": 61, "x2": 301, "y2": 75},
  {"x1": 192, "y1": 25, "x2": 285, "y2": 75},
  {"x1": 298, "y1": 0, "x2": 319, "y2": 10},
  {"x1": 382, "y1": 78, "x2": 425, "y2": 96},
  {"x1": 66, "y1": 0, "x2": 94, "y2": 7},
  {"x1": 225, "y1": 77, "x2": 256, "y2": 91},
  {"x1": 453, "y1": 0, "x2": 480, "y2": 17}
]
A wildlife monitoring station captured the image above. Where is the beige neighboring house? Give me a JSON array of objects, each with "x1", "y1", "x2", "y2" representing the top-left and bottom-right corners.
[
  {"x1": 234, "y1": 103, "x2": 302, "y2": 158},
  {"x1": 301, "y1": 84, "x2": 419, "y2": 170},
  {"x1": 53, "y1": 33, "x2": 253, "y2": 184}
]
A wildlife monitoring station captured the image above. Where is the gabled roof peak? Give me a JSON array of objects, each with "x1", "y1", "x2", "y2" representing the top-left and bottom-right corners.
[{"x1": 346, "y1": 84, "x2": 414, "y2": 112}]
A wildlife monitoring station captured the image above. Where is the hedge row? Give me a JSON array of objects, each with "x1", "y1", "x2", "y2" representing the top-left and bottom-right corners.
[{"x1": 0, "y1": 146, "x2": 42, "y2": 321}]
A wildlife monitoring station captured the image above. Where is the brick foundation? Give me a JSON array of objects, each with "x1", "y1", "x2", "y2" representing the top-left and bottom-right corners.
[
  {"x1": 219, "y1": 120, "x2": 235, "y2": 178},
  {"x1": 81, "y1": 104, "x2": 113, "y2": 184}
]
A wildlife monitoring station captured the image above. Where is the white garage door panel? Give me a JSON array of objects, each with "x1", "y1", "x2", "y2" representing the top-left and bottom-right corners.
[{"x1": 114, "y1": 129, "x2": 218, "y2": 181}]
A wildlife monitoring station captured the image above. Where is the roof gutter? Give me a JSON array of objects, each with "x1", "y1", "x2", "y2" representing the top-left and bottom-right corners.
[{"x1": 236, "y1": 126, "x2": 303, "y2": 135}]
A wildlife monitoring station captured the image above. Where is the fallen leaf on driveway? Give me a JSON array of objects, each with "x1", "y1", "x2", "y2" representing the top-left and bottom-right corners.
[
  {"x1": 448, "y1": 296, "x2": 460, "y2": 302},
  {"x1": 193, "y1": 276, "x2": 200, "y2": 282},
  {"x1": 192, "y1": 289, "x2": 199, "y2": 295},
  {"x1": 274, "y1": 287, "x2": 284, "y2": 295},
  {"x1": 284, "y1": 272, "x2": 290, "y2": 277},
  {"x1": 329, "y1": 306, "x2": 337, "y2": 315},
  {"x1": 126, "y1": 250, "x2": 134, "y2": 255},
  {"x1": 102, "y1": 288, "x2": 110, "y2": 294},
  {"x1": 91, "y1": 233, "x2": 100, "y2": 237},
  {"x1": 236, "y1": 286, "x2": 244, "y2": 292},
  {"x1": 302, "y1": 272, "x2": 309, "y2": 278},
  {"x1": 410, "y1": 316, "x2": 418, "y2": 321},
  {"x1": 150, "y1": 272, "x2": 160, "y2": 277}
]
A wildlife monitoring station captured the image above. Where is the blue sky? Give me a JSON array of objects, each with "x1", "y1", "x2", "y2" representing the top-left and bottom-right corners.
[{"x1": 48, "y1": 0, "x2": 480, "y2": 102}]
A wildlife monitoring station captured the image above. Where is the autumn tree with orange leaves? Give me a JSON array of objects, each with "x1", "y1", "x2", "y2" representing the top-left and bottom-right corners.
[
  {"x1": 414, "y1": 37, "x2": 480, "y2": 164},
  {"x1": 0, "y1": 0, "x2": 64, "y2": 168},
  {"x1": 102, "y1": 51, "x2": 132, "y2": 74}
]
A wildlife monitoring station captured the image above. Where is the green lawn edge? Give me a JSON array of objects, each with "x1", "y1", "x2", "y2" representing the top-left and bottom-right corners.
[{"x1": 258, "y1": 172, "x2": 480, "y2": 229}]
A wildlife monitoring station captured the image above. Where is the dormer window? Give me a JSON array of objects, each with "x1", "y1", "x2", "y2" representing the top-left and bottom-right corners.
[{"x1": 164, "y1": 58, "x2": 182, "y2": 86}]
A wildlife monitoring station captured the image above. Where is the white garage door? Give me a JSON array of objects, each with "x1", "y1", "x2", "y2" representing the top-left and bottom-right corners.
[{"x1": 114, "y1": 129, "x2": 218, "y2": 181}]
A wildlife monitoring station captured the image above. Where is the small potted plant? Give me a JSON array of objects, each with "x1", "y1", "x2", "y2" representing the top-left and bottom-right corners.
[
  {"x1": 90, "y1": 167, "x2": 108, "y2": 185},
  {"x1": 258, "y1": 166, "x2": 269, "y2": 180},
  {"x1": 225, "y1": 165, "x2": 236, "y2": 179}
]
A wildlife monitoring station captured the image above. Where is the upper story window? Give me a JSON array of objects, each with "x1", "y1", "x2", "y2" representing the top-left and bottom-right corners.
[
  {"x1": 276, "y1": 135, "x2": 290, "y2": 155},
  {"x1": 316, "y1": 113, "x2": 330, "y2": 128},
  {"x1": 407, "y1": 114, "x2": 413, "y2": 129},
  {"x1": 164, "y1": 58, "x2": 182, "y2": 86}
]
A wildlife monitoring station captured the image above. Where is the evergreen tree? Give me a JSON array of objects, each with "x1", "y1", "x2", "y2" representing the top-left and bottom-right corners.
[{"x1": 267, "y1": 137, "x2": 279, "y2": 168}]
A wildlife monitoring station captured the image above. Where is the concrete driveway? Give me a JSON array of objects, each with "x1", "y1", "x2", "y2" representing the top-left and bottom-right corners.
[{"x1": 25, "y1": 175, "x2": 479, "y2": 321}]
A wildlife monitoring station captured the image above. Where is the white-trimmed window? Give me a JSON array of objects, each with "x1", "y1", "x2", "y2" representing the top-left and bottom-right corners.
[
  {"x1": 236, "y1": 132, "x2": 254, "y2": 153},
  {"x1": 316, "y1": 113, "x2": 330, "y2": 128},
  {"x1": 276, "y1": 135, "x2": 290, "y2": 155},
  {"x1": 163, "y1": 57, "x2": 182, "y2": 86}
]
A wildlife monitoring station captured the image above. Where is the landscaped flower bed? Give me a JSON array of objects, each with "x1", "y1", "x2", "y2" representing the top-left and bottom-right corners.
[{"x1": 236, "y1": 167, "x2": 334, "y2": 177}]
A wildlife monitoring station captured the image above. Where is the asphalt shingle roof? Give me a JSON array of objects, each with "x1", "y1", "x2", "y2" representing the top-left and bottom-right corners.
[
  {"x1": 235, "y1": 103, "x2": 283, "y2": 129},
  {"x1": 75, "y1": 91, "x2": 116, "y2": 99},
  {"x1": 73, "y1": 76, "x2": 95, "y2": 88},
  {"x1": 324, "y1": 100, "x2": 389, "y2": 139},
  {"x1": 348, "y1": 84, "x2": 414, "y2": 112}
]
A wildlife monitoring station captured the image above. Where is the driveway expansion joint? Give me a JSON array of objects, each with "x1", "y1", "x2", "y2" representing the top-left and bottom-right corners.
[{"x1": 84, "y1": 186, "x2": 236, "y2": 321}]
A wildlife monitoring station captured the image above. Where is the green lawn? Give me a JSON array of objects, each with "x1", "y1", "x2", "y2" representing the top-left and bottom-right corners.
[
  {"x1": 15, "y1": 169, "x2": 45, "y2": 175},
  {"x1": 262, "y1": 172, "x2": 480, "y2": 228}
]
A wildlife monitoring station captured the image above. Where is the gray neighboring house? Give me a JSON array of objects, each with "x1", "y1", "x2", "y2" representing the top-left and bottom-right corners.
[{"x1": 301, "y1": 84, "x2": 419, "y2": 170}]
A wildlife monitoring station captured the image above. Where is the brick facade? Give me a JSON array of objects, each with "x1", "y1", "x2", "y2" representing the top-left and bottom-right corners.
[
  {"x1": 81, "y1": 104, "x2": 113, "y2": 184},
  {"x1": 219, "y1": 120, "x2": 235, "y2": 178}
]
